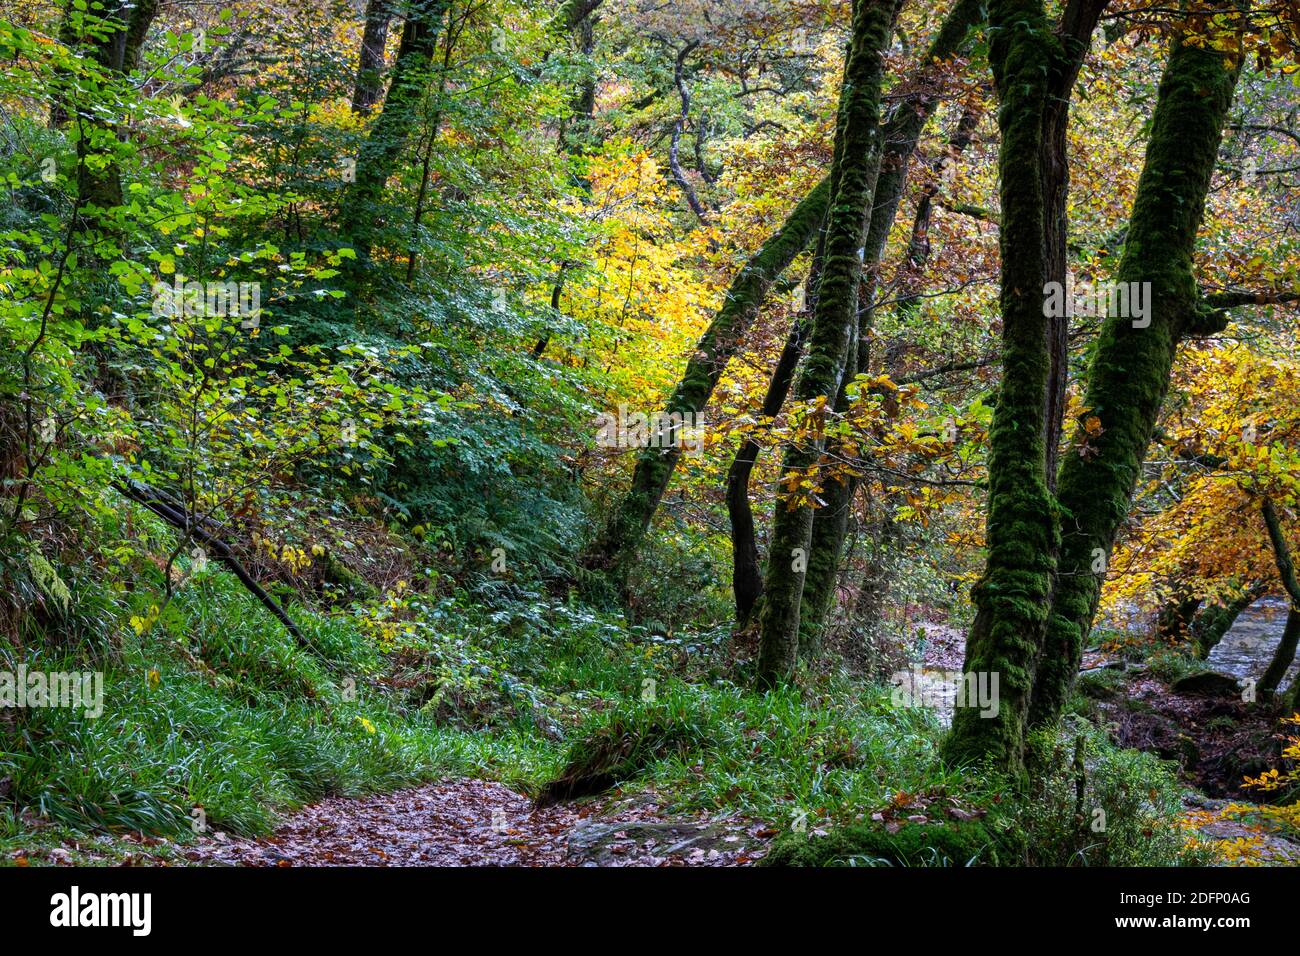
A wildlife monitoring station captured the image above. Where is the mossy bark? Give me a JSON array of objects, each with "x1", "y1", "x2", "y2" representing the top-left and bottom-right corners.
[
  {"x1": 754, "y1": 0, "x2": 903, "y2": 687},
  {"x1": 1260, "y1": 610, "x2": 1300, "y2": 701},
  {"x1": 1262, "y1": 498, "x2": 1300, "y2": 608},
  {"x1": 799, "y1": 48, "x2": 985, "y2": 651},
  {"x1": 1260, "y1": 499, "x2": 1300, "y2": 699},
  {"x1": 588, "y1": 0, "x2": 984, "y2": 600},
  {"x1": 1193, "y1": 582, "x2": 1264, "y2": 660},
  {"x1": 727, "y1": 230, "x2": 824, "y2": 629},
  {"x1": 798, "y1": 329, "x2": 859, "y2": 658},
  {"x1": 1041, "y1": 0, "x2": 1108, "y2": 485},
  {"x1": 1026, "y1": 34, "x2": 1243, "y2": 731},
  {"x1": 581, "y1": 175, "x2": 832, "y2": 587},
  {"x1": 339, "y1": 0, "x2": 450, "y2": 275},
  {"x1": 943, "y1": 0, "x2": 1061, "y2": 771}
]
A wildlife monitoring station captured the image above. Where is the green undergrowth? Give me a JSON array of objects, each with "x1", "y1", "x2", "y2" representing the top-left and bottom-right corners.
[
  {"x1": 762, "y1": 717, "x2": 1211, "y2": 866},
  {"x1": 0, "y1": 573, "x2": 562, "y2": 847},
  {"x1": 0, "y1": 559, "x2": 1207, "y2": 869},
  {"x1": 536, "y1": 671, "x2": 974, "y2": 824},
  {"x1": 763, "y1": 818, "x2": 1016, "y2": 867},
  {"x1": 0, "y1": 557, "x2": 957, "y2": 847}
]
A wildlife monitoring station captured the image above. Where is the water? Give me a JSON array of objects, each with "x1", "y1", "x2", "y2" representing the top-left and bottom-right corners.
[
  {"x1": 1206, "y1": 595, "x2": 1299, "y2": 688},
  {"x1": 910, "y1": 597, "x2": 1300, "y2": 725}
]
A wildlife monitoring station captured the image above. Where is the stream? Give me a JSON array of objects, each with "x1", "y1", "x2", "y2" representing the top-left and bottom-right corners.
[{"x1": 1206, "y1": 595, "x2": 1299, "y2": 690}]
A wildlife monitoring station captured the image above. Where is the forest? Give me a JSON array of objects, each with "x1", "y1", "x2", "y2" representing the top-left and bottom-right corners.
[{"x1": 0, "y1": 0, "x2": 1298, "y2": 884}]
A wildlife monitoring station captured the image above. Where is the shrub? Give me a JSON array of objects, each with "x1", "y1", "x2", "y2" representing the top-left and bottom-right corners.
[{"x1": 1013, "y1": 720, "x2": 1208, "y2": 866}]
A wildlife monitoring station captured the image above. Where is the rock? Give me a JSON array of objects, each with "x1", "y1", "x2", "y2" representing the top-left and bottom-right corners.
[
  {"x1": 1171, "y1": 670, "x2": 1242, "y2": 698},
  {"x1": 1076, "y1": 670, "x2": 1122, "y2": 700},
  {"x1": 565, "y1": 819, "x2": 758, "y2": 866}
]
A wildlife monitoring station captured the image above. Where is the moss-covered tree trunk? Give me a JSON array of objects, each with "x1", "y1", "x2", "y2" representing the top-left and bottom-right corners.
[
  {"x1": 1041, "y1": 0, "x2": 1108, "y2": 486},
  {"x1": 1026, "y1": 34, "x2": 1243, "y2": 730},
  {"x1": 754, "y1": 0, "x2": 903, "y2": 687},
  {"x1": 579, "y1": 175, "x2": 832, "y2": 587},
  {"x1": 943, "y1": 0, "x2": 1111, "y2": 770},
  {"x1": 737, "y1": 0, "x2": 986, "y2": 646},
  {"x1": 942, "y1": 0, "x2": 1061, "y2": 770},
  {"x1": 1260, "y1": 499, "x2": 1300, "y2": 699},
  {"x1": 798, "y1": 360, "x2": 857, "y2": 658},
  {"x1": 799, "y1": 73, "x2": 985, "y2": 652},
  {"x1": 1194, "y1": 582, "x2": 1264, "y2": 659},
  {"x1": 588, "y1": 0, "x2": 984, "y2": 600},
  {"x1": 1260, "y1": 610, "x2": 1300, "y2": 701},
  {"x1": 339, "y1": 0, "x2": 450, "y2": 276},
  {"x1": 727, "y1": 234, "x2": 823, "y2": 628},
  {"x1": 805, "y1": 103, "x2": 979, "y2": 655},
  {"x1": 1288, "y1": 654, "x2": 1300, "y2": 714}
]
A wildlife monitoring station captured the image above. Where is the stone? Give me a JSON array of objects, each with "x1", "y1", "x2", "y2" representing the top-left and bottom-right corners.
[{"x1": 1171, "y1": 670, "x2": 1242, "y2": 698}]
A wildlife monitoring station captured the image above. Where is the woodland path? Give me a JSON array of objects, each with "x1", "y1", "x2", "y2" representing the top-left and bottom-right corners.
[
  {"x1": 182, "y1": 606, "x2": 1300, "y2": 868},
  {"x1": 181, "y1": 778, "x2": 768, "y2": 867}
]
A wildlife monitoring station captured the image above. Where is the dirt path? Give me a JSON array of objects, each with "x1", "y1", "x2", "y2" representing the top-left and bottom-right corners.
[{"x1": 180, "y1": 779, "x2": 768, "y2": 867}]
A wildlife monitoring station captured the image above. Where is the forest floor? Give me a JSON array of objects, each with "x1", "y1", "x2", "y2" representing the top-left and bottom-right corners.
[
  {"x1": 170, "y1": 614, "x2": 1300, "y2": 868},
  {"x1": 10, "y1": 610, "x2": 1300, "y2": 867},
  {"x1": 6, "y1": 780, "x2": 773, "y2": 867},
  {"x1": 177, "y1": 780, "x2": 770, "y2": 867}
]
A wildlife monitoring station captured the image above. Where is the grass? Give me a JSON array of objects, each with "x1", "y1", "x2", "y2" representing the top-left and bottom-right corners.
[
  {"x1": 0, "y1": 574, "x2": 562, "y2": 849},
  {"x1": 545, "y1": 675, "x2": 965, "y2": 826},
  {"x1": 0, "y1": 564, "x2": 957, "y2": 844},
  {"x1": 0, "y1": 563, "x2": 1208, "y2": 868}
]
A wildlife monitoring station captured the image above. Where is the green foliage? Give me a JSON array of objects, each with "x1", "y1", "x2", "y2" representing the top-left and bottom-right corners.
[
  {"x1": 536, "y1": 671, "x2": 964, "y2": 824},
  {"x1": 1144, "y1": 647, "x2": 1206, "y2": 685},
  {"x1": 763, "y1": 819, "x2": 1013, "y2": 867},
  {"x1": 0, "y1": 572, "x2": 557, "y2": 838},
  {"x1": 0, "y1": 0, "x2": 1285, "y2": 873},
  {"x1": 1015, "y1": 720, "x2": 1210, "y2": 866}
]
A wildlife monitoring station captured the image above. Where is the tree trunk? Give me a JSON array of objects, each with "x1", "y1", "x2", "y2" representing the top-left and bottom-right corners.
[
  {"x1": 1025, "y1": 33, "x2": 1243, "y2": 732},
  {"x1": 340, "y1": 0, "x2": 450, "y2": 276},
  {"x1": 1194, "y1": 582, "x2": 1264, "y2": 660},
  {"x1": 943, "y1": 0, "x2": 1061, "y2": 771},
  {"x1": 580, "y1": 175, "x2": 832, "y2": 587},
  {"x1": 797, "y1": 350, "x2": 858, "y2": 659},
  {"x1": 1260, "y1": 609, "x2": 1300, "y2": 702},
  {"x1": 1156, "y1": 592, "x2": 1202, "y2": 643},
  {"x1": 669, "y1": 40, "x2": 708, "y2": 223},
  {"x1": 727, "y1": 237, "x2": 822, "y2": 628},
  {"x1": 727, "y1": 0, "x2": 985, "y2": 634},
  {"x1": 754, "y1": 0, "x2": 903, "y2": 687},
  {"x1": 799, "y1": 91, "x2": 984, "y2": 651},
  {"x1": 351, "y1": 0, "x2": 394, "y2": 116},
  {"x1": 63, "y1": 0, "x2": 160, "y2": 233},
  {"x1": 1041, "y1": 0, "x2": 1108, "y2": 487},
  {"x1": 1259, "y1": 499, "x2": 1300, "y2": 699}
]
